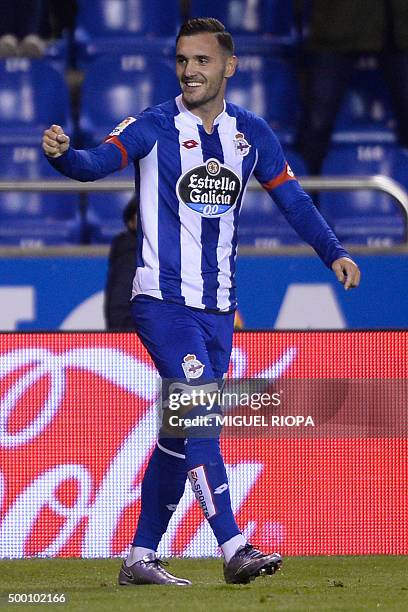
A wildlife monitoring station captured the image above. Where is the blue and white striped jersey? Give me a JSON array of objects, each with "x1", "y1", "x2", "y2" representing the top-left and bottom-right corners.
[{"x1": 48, "y1": 95, "x2": 349, "y2": 311}]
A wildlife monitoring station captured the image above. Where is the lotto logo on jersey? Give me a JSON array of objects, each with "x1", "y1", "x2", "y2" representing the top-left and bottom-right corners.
[
  {"x1": 176, "y1": 158, "x2": 242, "y2": 218},
  {"x1": 109, "y1": 116, "x2": 137, "y2": 136}
]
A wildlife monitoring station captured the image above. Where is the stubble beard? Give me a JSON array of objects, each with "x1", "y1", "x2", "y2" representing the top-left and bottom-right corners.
[{"x1": 181, "y1": 79, "x2": 225, "y2": 111}]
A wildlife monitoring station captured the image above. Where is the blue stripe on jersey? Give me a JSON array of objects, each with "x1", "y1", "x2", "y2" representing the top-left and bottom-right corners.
[
  {"x1": 228, "y1": 203, "x2": 239, "y2": 308},
  {"x1": 198, "y1": 124, "x2": 222, "y2": 310},
  {"x1": 157, "y1": 123, "x2": 184, "y2": 303},
  {"x1": 226, "y1": 108, "x2": 257, "y2": 307}
]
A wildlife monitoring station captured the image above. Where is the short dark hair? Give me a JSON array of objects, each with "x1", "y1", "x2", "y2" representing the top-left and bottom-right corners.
[{"x1": 176, "y1": 17, "x2": 234, "y2": 54}]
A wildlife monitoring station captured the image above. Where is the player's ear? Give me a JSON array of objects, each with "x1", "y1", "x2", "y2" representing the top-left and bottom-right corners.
[{"x1": 224, "y1": 55, "x2": 238, "y2": 79}]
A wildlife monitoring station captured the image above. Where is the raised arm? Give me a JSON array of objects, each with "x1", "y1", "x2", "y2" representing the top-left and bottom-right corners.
[
  {"x1": 42, "y1": 124, "x2": 70, "y2": 158},
  {"x1": 41, "y1": 113, "x2": 157, "y2": 182},
  {"x1": 42, "y1": 123, "x2": 125, "y2": 182}
]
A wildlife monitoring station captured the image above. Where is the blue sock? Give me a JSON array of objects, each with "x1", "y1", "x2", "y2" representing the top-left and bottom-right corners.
[
  {"x1": 132, "y1": 441, "x2": 187, "y2": 549},
  {"x1": 185, "y1": 437, "x2": 241, "y2": 546}
]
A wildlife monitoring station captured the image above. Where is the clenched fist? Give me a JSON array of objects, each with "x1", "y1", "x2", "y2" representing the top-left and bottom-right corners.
[{"x1": 42, "y1": 124, "x2": 70, "y2": 158}]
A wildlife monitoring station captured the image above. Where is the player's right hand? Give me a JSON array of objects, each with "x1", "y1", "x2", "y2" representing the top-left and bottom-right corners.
[{"x1": 42, "y1": 124, "x2": 70, "y2": 158}]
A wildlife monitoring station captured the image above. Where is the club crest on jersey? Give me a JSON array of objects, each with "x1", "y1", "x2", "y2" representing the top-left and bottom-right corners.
[
  {"x1": 233, "y1": 133, "x2": 251, "y2": 157},
  {"x1": 176, "y1": 158, "x2": 242, "y2": 218},
  {"x1": 182, "y1": 354, "x2": 205, "y2": 380},
  {"x1": 109, "y1": 116, "x2": 137, "y2": 136}
]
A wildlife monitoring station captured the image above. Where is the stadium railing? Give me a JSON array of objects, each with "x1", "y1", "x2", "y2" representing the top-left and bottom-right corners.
[{"x1": 0, "y1": 175, "x2": 407, "y2": 247}]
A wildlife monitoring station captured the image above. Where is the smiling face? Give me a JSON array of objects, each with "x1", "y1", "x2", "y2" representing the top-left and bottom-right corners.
[{"x1": 176, "y1": 32, "x2": 237, "y2": 115}]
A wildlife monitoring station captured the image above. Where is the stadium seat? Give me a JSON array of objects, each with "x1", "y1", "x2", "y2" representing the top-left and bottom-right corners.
[
  {"x1": 75, "y1": 0, "x2": 181, "y2": 64},
  {"x1": 190, "y1": 0, "x2": 296, "y2": 51},
  {"x1": 79, "y1": 54, "x2": 179, "y2": 146},
  {"x1": 84, "y1": 162, "x2": 134, "y2": 244},
  {"x1": 0, "y1": 58, "x2": 71, "y2": 144},
  {"x1": 319, "y1": 144, "x2": 407, "y2": 245},
  {"x1": 333, "y1": 58, "x2": 396, "y2": 144},
  {"x1": 0, "y1": 144, "x2": 82, "y2": 246},
  {"x1": 239, "y1": 149, "x2": 307, "y2": 246},
  {"x1": 43, "y1": 36, "x2": 70, "y2": 73},
  {"x1": 226, "y1": 55, "x2": 300, "y2": 144}
]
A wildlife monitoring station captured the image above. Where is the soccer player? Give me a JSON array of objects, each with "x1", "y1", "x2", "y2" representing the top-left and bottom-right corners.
[{"x1": 42, "y1": 18, "x2": 360, "y2": 585}]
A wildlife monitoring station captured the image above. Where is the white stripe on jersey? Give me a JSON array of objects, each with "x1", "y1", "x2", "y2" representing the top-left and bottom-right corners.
[
  {"x1": 174, "y1": 110, "x2": 205, "y2": 308},
  {"x1": 217, "y1": 149, "x2": 258, "y2": 308},
  {"x1": 132, "y1": 143, "x2": 162, "y2": 300},
  {"x1": 215, "y1": 113, "x2": 243, "y2": 310}
]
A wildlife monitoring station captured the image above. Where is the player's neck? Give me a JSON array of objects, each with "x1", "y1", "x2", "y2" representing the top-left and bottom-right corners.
[{"x1": 183, "y1": 98, "x2": 225, "y2": 134}]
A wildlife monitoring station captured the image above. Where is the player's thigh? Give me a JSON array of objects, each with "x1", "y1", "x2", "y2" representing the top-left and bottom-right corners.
[
  {"x1": 131, "y1": 297, "x2": 215, "y2": 379},
  {"x1": 207, "y1": 311, "x2": 235, "y2": 379}
]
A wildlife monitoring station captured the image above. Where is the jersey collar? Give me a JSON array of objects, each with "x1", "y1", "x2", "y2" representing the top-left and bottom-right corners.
[{"x1": 175, "y1": 94, "x2": 227, "y2": 129}]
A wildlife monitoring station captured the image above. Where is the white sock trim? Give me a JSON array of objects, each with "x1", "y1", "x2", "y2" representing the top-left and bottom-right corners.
[
  {"x1": 126, "y1": 546, "x2": 156, "y2": 566},
  {"x1": 157, "y1": 441, "x2": 186, "y2": 459},
  {"x1": 221, "y1": 534, "x2": 247, "y2": 563}
]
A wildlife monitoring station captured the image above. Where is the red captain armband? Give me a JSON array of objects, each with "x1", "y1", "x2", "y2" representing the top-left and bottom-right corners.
[
  {"x1": 262, "y1": 162, "x2": 296, "y2": 191},
  {"x1": 104, "y1": 135, "x2": 129, "y2": 169}
]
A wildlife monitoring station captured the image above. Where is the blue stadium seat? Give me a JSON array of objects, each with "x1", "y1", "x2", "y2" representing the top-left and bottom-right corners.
[
  {"x1": 0, "y1": 58, "x2": 71, "y2": 144},
  {"x1": 84, "y1": 163, "x2": 134, "y2": 243},
  {"x1": 226, "y1": 55, "x2": 300, "y2": 144},
  {"x1": 190, "y1": 0, "x2": 296, "y2": 51},
  {"x1": 43, "y1": 36, "x2": 70, "y2": 73},
  {"x1": 334, "y1": 58, "x2": 396, "y2": 144},
  {"x1": 0, "y1": 145, "x2": 82, "y2": 246},
  {"x1": 239, "y1": 149, "x2": 307, "y2": 246},
  {"x1": 75, "y1": 0, "x2": 181, "y2": 64},
  {"x1": 320, "y1": 144, "x2": 407, "y2": 245},
  {"x1": 79, "y1": 54, "x2": 179, "y2": 146}
]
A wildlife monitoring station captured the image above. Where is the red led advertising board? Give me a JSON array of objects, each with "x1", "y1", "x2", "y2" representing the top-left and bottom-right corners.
[{"x1": 0, "y1": 332, "x2": 406, "y2": 557}]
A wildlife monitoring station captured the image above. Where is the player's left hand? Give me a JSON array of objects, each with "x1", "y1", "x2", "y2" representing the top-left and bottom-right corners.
[{"x1": 331, "y1": 257, "x2": 361, "y2": 290}]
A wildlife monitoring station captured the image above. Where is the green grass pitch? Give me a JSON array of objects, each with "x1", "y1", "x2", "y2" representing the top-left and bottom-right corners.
[{"x1": 1, "y1": 557, "x2": 408, "y2": 611}]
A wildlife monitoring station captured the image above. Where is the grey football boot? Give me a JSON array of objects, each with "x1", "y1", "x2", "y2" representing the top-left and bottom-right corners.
[
  {"x1": 224, "y1": 544, "x2": 282, "y2": 584},
  {"x1": 118, "y1": 553, "x2": 191, "y2": 586}
]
